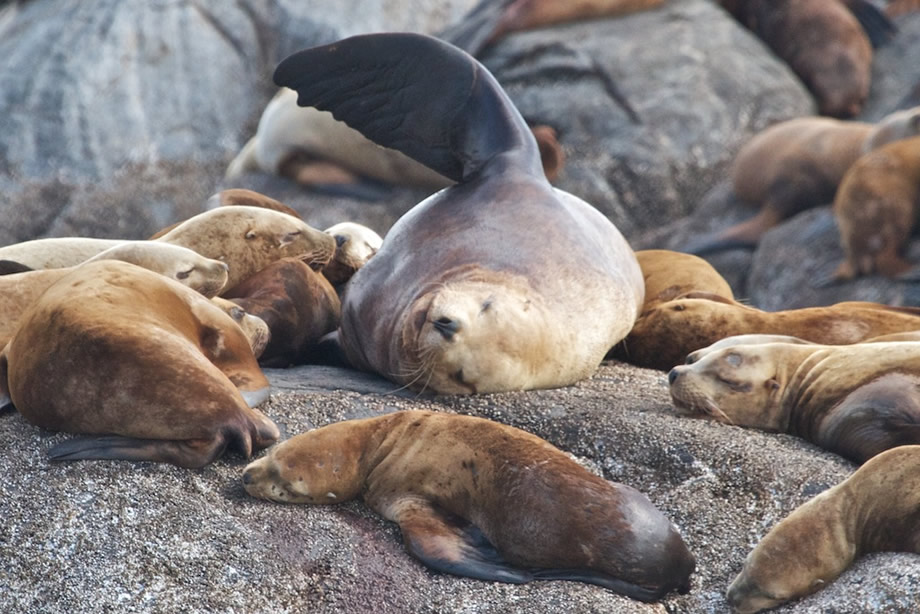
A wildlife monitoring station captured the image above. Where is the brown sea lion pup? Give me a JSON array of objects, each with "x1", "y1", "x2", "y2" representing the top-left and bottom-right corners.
[
  {"x1": 0, "y1": 242, "x2": 230, "y2": 349},
  {"x1": 0, "y1": 206, "x2": 335, "y2": 291},
  {"x1": 726, "y1": 445, "x2": 920, "y2": 613},
  {"x1": 242, "y1": 410, "x2": 695, "y2": 600},
  {"x1": 272, "y1": 33, "x2": 643, "y2": 394},
  {"x1": 149, "y1": 188, "x2": 302, "y2": 240},
  {"x1": 685, "y1": 106, "x2": 920, "y2": 255},
  {"x1": 0, "y1": 260, "x2": 279, "y2": 467},
  {"x1": 830, "y1": 135, "x2": 920, "y2": 281},
  {"x1": 223, "y1": 257, "x2": 341, "y2": 367},
  {"x1": 225, "y1": 88, "x2": 567, "y2": 193},
  {"x1": 668, "y1": 339, "x2": 920, "y2": 463},
  {"x1": 718, "y1": 0, "x2": 891, "y2": 118},
  {"x1": 438, "y1": 0, "x2": 666, "y2": 57},
  {"x1": 622, "y1": 297, "x2": 920, "y2": 371},
  {"x1": 321, "y1": 222, "x2": 383, "y2": 288}
]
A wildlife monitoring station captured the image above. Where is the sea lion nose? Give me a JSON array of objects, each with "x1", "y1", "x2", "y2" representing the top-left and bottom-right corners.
[
  {"x1": 668, "y1": 368, "x2": 680, "y2": 385},
  {"x1": 433, "y1": 316, "x2": 460, "y2": 340},
  {"x1": 242, "y1": 470, "x2": 253, "y2": 485}
]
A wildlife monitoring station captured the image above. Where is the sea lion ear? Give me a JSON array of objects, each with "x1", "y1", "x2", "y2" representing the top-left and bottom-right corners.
[{"x1": 273, "y1": 32, "x2": 537, "y2": 183}]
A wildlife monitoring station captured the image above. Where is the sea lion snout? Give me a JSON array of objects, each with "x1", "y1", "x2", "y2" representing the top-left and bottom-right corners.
[
  {"x1": 668, "y1": 367, "x2": 680, "y2": 385},
  {"x1": 433, "y1": 316, "x2": 461, "y2": 340}
]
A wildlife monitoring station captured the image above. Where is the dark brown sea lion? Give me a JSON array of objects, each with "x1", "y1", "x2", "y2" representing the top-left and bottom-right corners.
[
  {"x1": 223, "y1": 257, "x2": 341, "y2": 367},
  {"x1": 831, "y1": 135, "x2": 920, "y2": 281},
  {"x1": 727, "y1": 445, "x2": 920, "y2": 613},
  {"x1": 242, "y1": 410, "x2": 695, "y2": 601},
  {"x1": 668, "y1": 339, "x2": 920, "y2": 463},
  {"x1": 0, "y1": 260, "x2": 279, "y2": 467},
  {"x1": 685, "y1": 106, "x2": 920, "y2": 255},
  {"x1": 622, "y1": 297, "x2": 920, "y2": 371},
  {"x1": 272, "y1": 33, "x2": 643, "y2": 394}
]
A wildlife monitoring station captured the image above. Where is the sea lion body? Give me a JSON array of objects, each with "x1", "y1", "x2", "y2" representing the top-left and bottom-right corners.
[
  {"x1": 242, "y1": 410, "x2": 695, "y2": 600},
  {"x1": 273, "y1": 33, "x2": 643, "y2": 394},
  {"x1": 634, "y1": 249, "x2": 734, "y2": 311},
  {"x1": 668, "y1": 339, "x2": 920, "y2": 462},
  {"x1": 321, "y1": 222, "x2": 383, "y2": 288},
  {"x1": 832, "y1": 135, "x2": 920, "y2": 280},
  {"x1": 224, "y1": 257, "x2": 341, "y2": 367},
  {"x1": 625, "y1": 297, "x2": 920, "y2": 371},
  {"x1": 0, "y1": 260, "x2": 279, "y2": 467},
  {"x1": 0, "y1": 206, "x2": 335, "y2": 291},
  {"x1": 687, "y1": 106, "x2": 920, "y2": 254},
  {"x1": 727, "y1": 445, "x2": 920, "y2": 613}
]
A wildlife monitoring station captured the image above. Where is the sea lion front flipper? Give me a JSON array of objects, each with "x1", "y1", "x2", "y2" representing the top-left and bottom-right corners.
[
  {"x1": 273, "y1": 32, "x2": 540, "y2": 182},
  {"x1": 530, "y1": 568, "x2": 669, "y2": 602},
  {"x1": 0, "y1": 259, "x2": 33, "y2": 275},
  {"x1": 394, "y1": 500, "x2": 534, "y2": 583},
  {"x1": 48, "y1": 435, "x2": 231, "y2": 468}
]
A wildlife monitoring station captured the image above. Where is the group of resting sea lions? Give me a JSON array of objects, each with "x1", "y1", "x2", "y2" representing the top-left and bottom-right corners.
[{"x1": 4, "y1": 0, "x2": 920, "y2": 612}]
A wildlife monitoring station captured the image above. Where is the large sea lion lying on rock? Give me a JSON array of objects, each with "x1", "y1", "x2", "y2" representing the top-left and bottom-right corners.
[
  {"x1": 243, "y1": 410, "x2": 696, "y2": 601},
  {"x1": 273, "y1": 32, "x2": 644, "y2": 394}
]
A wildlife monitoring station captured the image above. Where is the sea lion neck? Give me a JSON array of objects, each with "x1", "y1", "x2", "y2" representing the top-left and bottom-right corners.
[{"x1": 778, "y1": 345, "x2": 827, "y2": 432}]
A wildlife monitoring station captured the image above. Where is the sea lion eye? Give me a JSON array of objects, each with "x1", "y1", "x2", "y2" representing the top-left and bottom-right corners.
[
  {"x1": 673, "y1": 304, "x2": 686, "y2": 312},
  {"x1": 245, "y1": 230, "x2": 257, "y2": 240},
  {"x1": 725, "y1": 353, "x2": 742, "y2": 367},
  {"x1": 229, "y1": 307, "x2": 245, "y2": 322},
  {"x1": 176, "y1": 268, "x2": 193, "y2": 280}
]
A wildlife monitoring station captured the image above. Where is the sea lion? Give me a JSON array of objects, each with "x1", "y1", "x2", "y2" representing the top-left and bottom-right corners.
[
  {"x1": 0, "y1": 206, "x2": 335, "y2": 291},
  {"x1": 321, "y1": 222, "x2": 383, "y2": 288},
  {"x1": 223, "y1": 257, "x2": 341, "y2": 367},
  {"x1": 718, "y1": 0, "x2": 891, "y2": 118},
  {"x1": 438, "y1": 0, "x2": 666, "y2": 57},
  {"x1": 272, "y1": 33, "x2": 643, "y2": 394},
  {"x1": 0, "y1": 242, "x2": 231, "y2": 348},
  {"x1": 149, "y1": 188, "x2": 303, "y2": 240},
  {"x1": 622, "y1": 297, "x2": 920, "y2": 371},
  {"x1": 242, "y1": 410, "x2": 695, "y2": 600},
  {"x1": 635, "y1": 249, "x2": 734, "y2": 311},
  {"x1": 726, "y1": 445, "x2": 920, "y2": 613},
  {"x1": 668, "y1": 339, "x2": 920, "y2": 463},
  {"x1": 685, "y1": 106, "x2": 920, "y2": 255},
  {"x1": 830, "y1": 135, "x2": 920, "y2": 281},
  {"x1": 0, "y1": 260, "x2": 279, "y2": 467},
  {"x1": 210, "y1": 297, "x2": 272, "y2": 359},
  {"x1": 225, "y1": 88, "x2": 567, "y2": 192}
]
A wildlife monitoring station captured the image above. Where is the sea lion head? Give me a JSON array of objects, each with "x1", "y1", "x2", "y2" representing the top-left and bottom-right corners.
[
  {"x1": 396, "y1": 272, "x2": 553, "y2": 394},
  {"x1": 86, "y1": 242, "x2": 230, "y2": 298},
  {"x1": 242, "y1": 423, "x2": 367, "y2": 504},
  {"x1": 668, "y1": 344, "x2": 785, "y2": 429},
  {"x1": 322, "y1": 222, "x2": 383, "y2": 286},
  {"x1": 210, "y1": 297, "x2": 271, "y2": 358}
]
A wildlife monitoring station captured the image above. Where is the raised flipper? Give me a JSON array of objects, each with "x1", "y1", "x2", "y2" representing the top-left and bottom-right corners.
[
  {"x1": 0, "y1": 260, "x2": 33, "y2": 275},
  {"x1": 842, "y1": 0, "x2": 897, "y2": 47},
  {"x1": 48, "y1": 434, "x2": 231, "y2": 468},
  {"x1": 273, "y1": 32, "x2": 541, "y2": 183},
  {"x1": 395, "y1": 499, "x2": 535, "y2": 583}
]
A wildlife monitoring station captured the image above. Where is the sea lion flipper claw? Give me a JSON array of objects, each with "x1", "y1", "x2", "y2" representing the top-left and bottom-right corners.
[
  {"x1": 274, "y1": 32, "x2": 539, "y2": 182},
  {"x1": 395, "y1": 501, "x2": 534, "y2": 584},
  {"x1": 48, "y1": 435, "x2": 229, "y2": 469}
]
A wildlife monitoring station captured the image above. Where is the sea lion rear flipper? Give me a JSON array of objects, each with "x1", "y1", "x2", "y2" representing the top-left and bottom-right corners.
[
  {"x1": 530, "y1": 568, "x2": 669, "y2": 602},
  {"x1": 394, "y1": 501, "x2": 534, "y2": 583},
  {"x1": 0, "y1": 259, "x2": 33, "y2": 275},
  {"x1": 436, "y1": 0, "x2": 517, "y2": 56},
  {"x1": 48, "y1": 435, "x2": 230, "y2": 468},
  {"x1": 842, "y1": 0, "x2": 897, "y2": 47},
  {"x1": 273, "y1": 32, "x2": 540, "y2": 182}
]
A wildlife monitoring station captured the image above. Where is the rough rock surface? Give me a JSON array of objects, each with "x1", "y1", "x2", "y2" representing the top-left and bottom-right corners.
[{"x1": 4, "y1": 362, "x2": 920, "y2": 613}]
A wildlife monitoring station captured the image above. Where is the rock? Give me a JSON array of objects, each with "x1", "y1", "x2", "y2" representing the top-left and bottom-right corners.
[{"x1": 3, "y1": 362, "x2": 919, "y2": 613}]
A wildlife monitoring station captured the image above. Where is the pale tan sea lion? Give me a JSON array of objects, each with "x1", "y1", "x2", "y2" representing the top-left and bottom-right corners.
[
  {"x1": 726, "y1": 445, "x2": 920, "y2": 613},
  {"x1": 321, "y1": 222, "x2": 383, "y2": 288},
  {"x1": 623, "y1": 297, "x2": 920, "y2": 371},
  {"x1": 273, "y1": 33, "x2": 643, "y2": 394},
  {"x1": 685, "y1": 106, "x2": 920, "y2": 255},
  {"x1": 831, "y1": 135, "x2": 920, "y2": 281},
  {"x1": 0, "y1": 206, "x2": 335, "y2": 291},
  {"x1": 223, "y1": 257, "x2": 341, "y2": 367},
  {"x1": 242, "y1": 410, "x2": 695, "y2": 600},
  {"x1": 0, "y1": 260, "x2": 279, "y2": 467},
  {"x1": 668, "y1": 339, "x2": 920, "y2": 463}
]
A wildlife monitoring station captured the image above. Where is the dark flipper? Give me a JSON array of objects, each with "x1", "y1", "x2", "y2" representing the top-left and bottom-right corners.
[
  {"x1": 531, "y1": 568, "x2": 668, "y2": 602},
  {"x1": 395, "y1": 500, "x2": 535, "y2": 583},
  {"x1": 48, "y1": 434, "x2": 229, "y2": 468},
  {"x1": 0, "y1": 260, "x2": 33, "y2": 275},
  {"x1": 436, "y1": 0, "x2": 516, "y2": 57},
  {"x1": 274, "y1": 32, "x2": 540, "y2": 182},
  {"x1": 843, "y1": 0, "x2": 897, "y2": 47}
]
